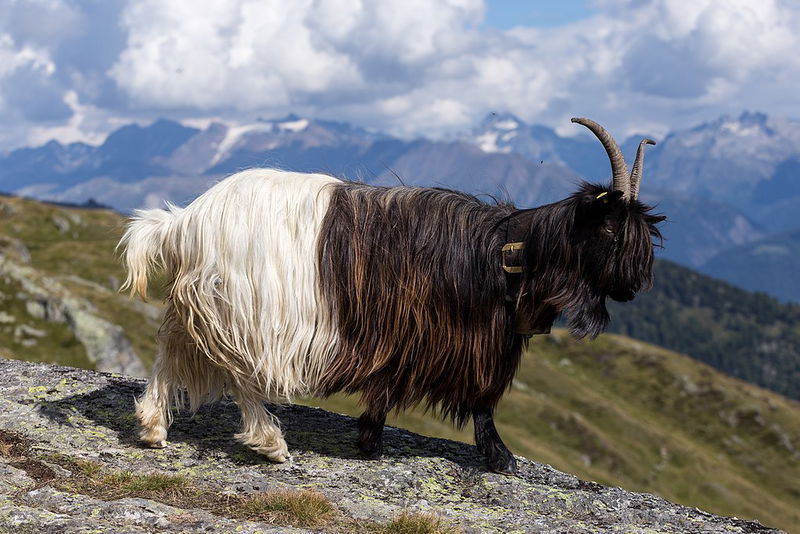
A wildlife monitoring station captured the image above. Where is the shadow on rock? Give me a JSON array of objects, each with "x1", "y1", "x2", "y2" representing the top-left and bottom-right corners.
[{"x1": 36, "y1": 379, "x2": 484, "y2": 471}]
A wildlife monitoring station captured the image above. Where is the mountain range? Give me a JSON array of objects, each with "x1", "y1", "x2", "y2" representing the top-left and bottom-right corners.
[{"x1": 1, "y1": 111, "x2": 799, "y2": 301}]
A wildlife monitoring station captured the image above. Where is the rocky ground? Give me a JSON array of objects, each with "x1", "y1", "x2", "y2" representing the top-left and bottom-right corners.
[{"x1": 0, "y1": 358, "x2": 784, "y2": 533}]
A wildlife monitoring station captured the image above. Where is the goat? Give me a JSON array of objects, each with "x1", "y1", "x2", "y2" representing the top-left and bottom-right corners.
[{"x1": 119, "y1": 118, "x2": 664, "y2": 474}]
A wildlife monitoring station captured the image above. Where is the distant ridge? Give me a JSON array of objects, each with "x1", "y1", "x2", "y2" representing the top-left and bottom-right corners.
[
  {"x1": 2, "y1": 112, "x2": 800, "y2": 301},
  {"x1": 38, "y1": 197, "x2": 112, "y2": 211}
]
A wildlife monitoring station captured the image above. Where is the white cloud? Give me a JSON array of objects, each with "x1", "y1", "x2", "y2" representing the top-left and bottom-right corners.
[
  {"x1": 0, "y1": 29, "x2": 70, "y2": 135},
  {"x1": 0, "y1": 34, "x2": 54, "y2": 77},
  {"x1": 109, "y1": 0, "x2": 485, "y2": 114},
  {"x1": 500, "y1": 0, "x2": 800, "y2": 136},
  {"x1": 0, "y1": 0, "x2": 130, "y2": 148},
  {"x1": 2, "y1": 0, "x2": 800, "y2": 149},
  {"x1": 25, "y1": 90, "x2": 114, "y2": 147},
  {"x1": 0, "y1": 0, "x2": 81, "y2": 47}
]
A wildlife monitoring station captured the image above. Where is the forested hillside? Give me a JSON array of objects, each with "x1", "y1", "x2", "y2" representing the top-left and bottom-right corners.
[{"x1": 609, "y1": 260, "x2": 800, "y2": 400}]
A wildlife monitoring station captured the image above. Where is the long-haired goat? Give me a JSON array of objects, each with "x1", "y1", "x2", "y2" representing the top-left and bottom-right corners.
[{"x1": 120, "y1": 118, "x2": 664, "y2": 474}]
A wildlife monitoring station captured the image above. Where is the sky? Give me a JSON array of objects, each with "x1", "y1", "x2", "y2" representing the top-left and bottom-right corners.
[{"x1": 0, "y1": 0, "x2": 799, "y2": 151}]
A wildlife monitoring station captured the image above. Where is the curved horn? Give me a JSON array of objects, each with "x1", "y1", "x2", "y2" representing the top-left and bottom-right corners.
[
  {"x1": 629, "y1": 138, "x2": 656, "y2": 200},
  {"x1": 571, "y1": 117, "x2": 630, "y2": 199}
]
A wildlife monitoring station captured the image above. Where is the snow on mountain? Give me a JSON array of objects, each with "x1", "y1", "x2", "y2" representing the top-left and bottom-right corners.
[
  {"x1": 465, "y1": 112, "x2": 627, "y2": 182},
  {"x1": 475, "y1": 131, "x2": 512, "y2": 154},
  {"x1": 649, "y1": 113, "x2": 800, "y2": 202},
  {"x1": 277, "y1": 117, "x2": 309, "y2": 132},
  {"x1": 210, "y1": 122, "x2": 276, "y2": 166},
  {"x1": 206, "y1": 116, "x2": 312, "y2": 166}
]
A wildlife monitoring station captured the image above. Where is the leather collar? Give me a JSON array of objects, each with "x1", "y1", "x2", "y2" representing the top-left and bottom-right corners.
[{"x1": 497, "y1": 209, "x2": 534, "y2": 274}]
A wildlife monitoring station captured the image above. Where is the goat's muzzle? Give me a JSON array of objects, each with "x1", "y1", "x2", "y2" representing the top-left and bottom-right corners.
[{"x1": 609, "y1": 288, "x2": 636, "y2": 302}]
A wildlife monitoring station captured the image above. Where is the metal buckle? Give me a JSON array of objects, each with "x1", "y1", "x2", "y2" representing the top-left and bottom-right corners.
[{"x1": 501, "y1": 242, "x2": 525, "y2": 274}]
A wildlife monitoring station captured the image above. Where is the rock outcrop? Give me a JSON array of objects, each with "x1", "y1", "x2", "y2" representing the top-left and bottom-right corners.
[
  {"x1": 0, "y1": 257, "x2": 146, "y2": 376},
  {"x1": 0, "y1": 358, "x2": 783, "y2": 533}
]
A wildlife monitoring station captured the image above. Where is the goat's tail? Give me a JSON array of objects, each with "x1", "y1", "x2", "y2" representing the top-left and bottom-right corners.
[{"x1": 118, "y1": 204, "x2": 182, "y2": 299}]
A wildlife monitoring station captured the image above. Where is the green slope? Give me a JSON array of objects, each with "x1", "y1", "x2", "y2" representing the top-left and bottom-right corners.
[{"x1": 0, "y1": 194, "x2": 161, "y2": 369}]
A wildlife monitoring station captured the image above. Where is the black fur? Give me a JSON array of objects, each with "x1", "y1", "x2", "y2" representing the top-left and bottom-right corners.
[
  {"x1": 318, "y1": 180, "x2": 664, "y2": 473},
  {"x1": 517, "y1": 182, "x2": 664, "y2": 338}
]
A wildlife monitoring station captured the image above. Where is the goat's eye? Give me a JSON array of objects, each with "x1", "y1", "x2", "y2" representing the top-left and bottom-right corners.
[{"x1": 603, "y1": 225, "x2": 615, "y2": 235}]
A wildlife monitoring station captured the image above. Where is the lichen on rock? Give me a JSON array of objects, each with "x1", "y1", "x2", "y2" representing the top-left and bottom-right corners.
[{"x1": 0, "y1": 358, "x2": 783, "y2": 533}]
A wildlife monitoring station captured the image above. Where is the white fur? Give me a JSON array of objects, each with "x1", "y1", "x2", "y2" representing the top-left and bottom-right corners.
[{"x1": 120, "y1": 169, "x2": 341, "y2": 461}]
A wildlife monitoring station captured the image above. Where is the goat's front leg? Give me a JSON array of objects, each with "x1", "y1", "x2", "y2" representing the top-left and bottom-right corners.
[
  {"x1": 136, "y1": 353, "x2": 174, "y2": 448},
  {"x1": 357, "y1": 405, "x2": 388, "y2": 460},
  {"x1": 473, "y1": 405, "x2": 517, "y2": 475}
]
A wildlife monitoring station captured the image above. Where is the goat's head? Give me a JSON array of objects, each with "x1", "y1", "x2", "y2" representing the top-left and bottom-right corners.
[
  {"x1": 570, "y1": 117, "x2": 665, "y2": 303},
  {"x1": 520, "y1": 118, "x2": 665, "y2": 338}
]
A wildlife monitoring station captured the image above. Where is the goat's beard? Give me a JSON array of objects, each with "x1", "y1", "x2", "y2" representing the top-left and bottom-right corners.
[
  {"x1": 562, "y1": 290, "x2": 610, "y2": 339},
  {"x1": 527, "y1": 276, "x2": 611, "y2": 339}
]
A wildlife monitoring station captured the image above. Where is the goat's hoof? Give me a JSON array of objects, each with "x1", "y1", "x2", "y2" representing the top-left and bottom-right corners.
[
  {"x1": 359, "y1": 450, "x2": 382, "y2": 460},
  {"x1": 487, "y1": 452, "x2": 518, "y2": 475},
  {"x1": 140, "y1": 427, "x2": 168, "y2": 449},
  {"x1": 358, "y1": 441, "x2": 383, "y2": 460},
  {"x1": 254, "y1": 450, "x2": 288, "y2": 463},
  {"x1": 251, "y1": 438, "x2": 290, "y2": 463}
]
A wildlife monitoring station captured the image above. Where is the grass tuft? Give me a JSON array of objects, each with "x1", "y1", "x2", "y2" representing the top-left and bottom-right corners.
[
  {"x1": 232, "y1": 489, "x2": 335, "y2": 527},
  {"x1": 381, "y1": 511, "x2": 462, "y2": 534},
  {"x1": 102, "y1": 470, "x2": 190, "y2": 495},
  {"x1": 72, "y1": 458, "x2": 102, "y2": 478}
]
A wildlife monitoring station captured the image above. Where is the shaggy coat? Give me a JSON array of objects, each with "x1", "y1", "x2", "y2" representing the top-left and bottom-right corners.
[
  {"x1": 122, "y1": 148, "x2": 663, "y2": 470},
  {"x1": 317, "y1": 184, "x2": 520, "y2": 425}
]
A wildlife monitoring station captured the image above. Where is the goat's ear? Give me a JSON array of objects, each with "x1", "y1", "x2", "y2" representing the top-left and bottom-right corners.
[
  {"x1": 577, "y1": 190, "x2": 623, "y2": 223},
  {"x1": 581, "y1": 190, "x2": 624, "y2": 218}
]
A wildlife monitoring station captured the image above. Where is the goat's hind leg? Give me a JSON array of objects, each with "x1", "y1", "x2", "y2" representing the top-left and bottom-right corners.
[
  {"x1": 357, "y1": 400, "x2": 391, "y2": 460},
  {"x1": 137, "y1": 307, "x2": 214, "y2": 449},
  {"x1": 232, "y1": 388, "x2": 289, "y2": 463}
]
